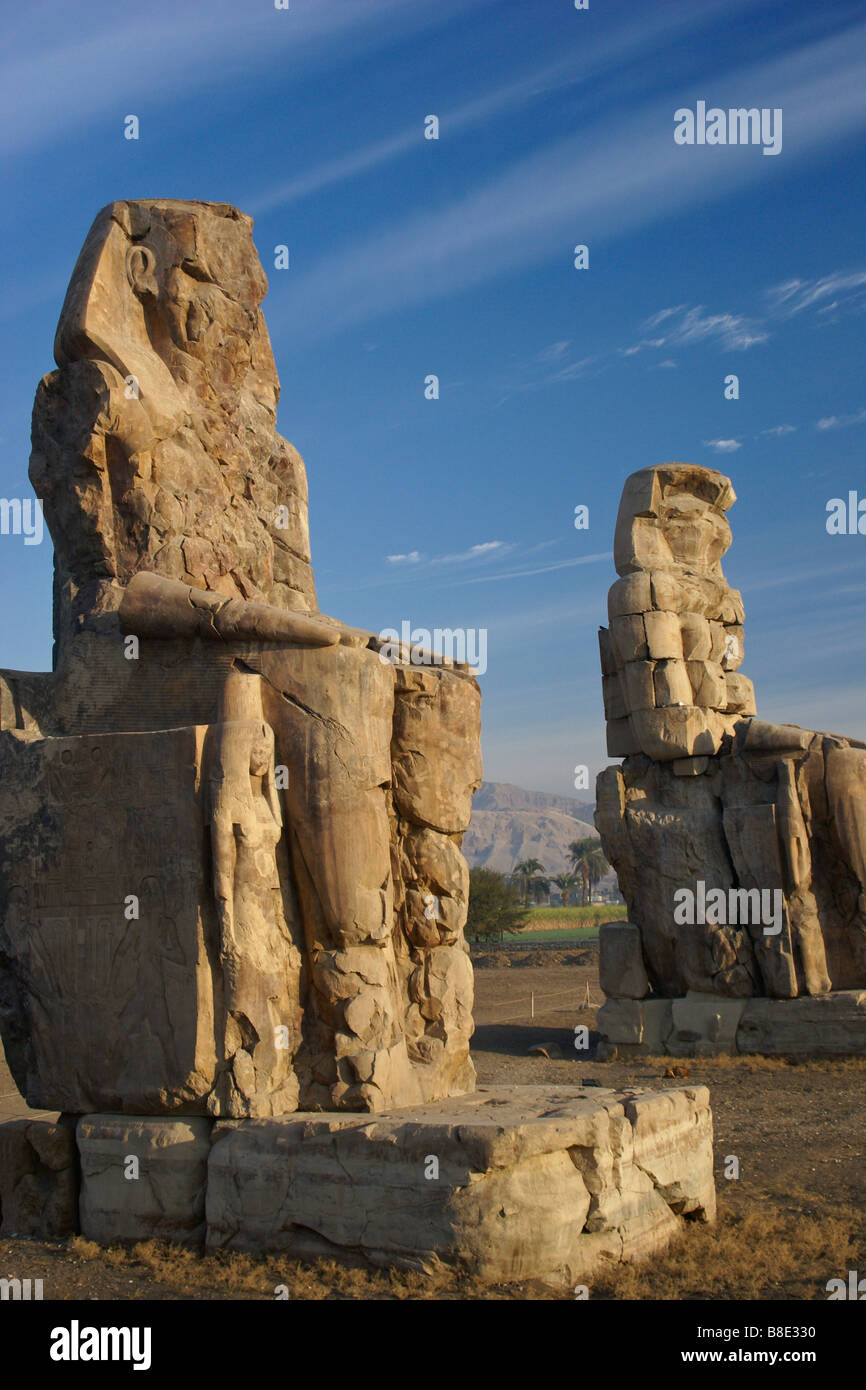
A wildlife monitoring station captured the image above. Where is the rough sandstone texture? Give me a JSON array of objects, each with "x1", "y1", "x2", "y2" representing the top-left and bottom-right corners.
[
  {"x1": 77, "y1": 1115, "x2": 212, "y2": 1247},
  {"x1": 0, "y1": 1117, "x2": 78, "y2": 1238},
  {"x1": 596, "y1": 464, "x2": 866, "y2": 1053},
  {"x1": 0, "y1": 200, "x2": 481, "y2": 1117},
  {"x1": 53, "y1": 1086, "x2": 715, "y2": 1284},
  {"x1": 204, "y1": 1084, "x2": 715, "y2": 1286},
  {"x1": 0, "y1": 205, "x2": 715, "y2": 1283}
]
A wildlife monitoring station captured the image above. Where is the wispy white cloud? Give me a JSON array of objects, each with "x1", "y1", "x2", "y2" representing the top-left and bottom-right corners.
[
  {"x1": 625, "y1": 304, "x2": 768, "y2": 355},
  {"x1": 0, "y1": 0, "x2": 497, "y2": 159},
  {"x1": 436, "y1": 552, "x2": 613, "y2": 587},
  {"x1": 766, "y1": 270, "x2": 866, "y2": 318},
  {"x1": 760, "y1": 424, "x2": 797, "y2": 437},
  {"x1": 432, "y1": 541, "x2": 508, "y2": 565},
  {"x1": 815, "y1": 409, "x2": 866, "y2": 430},
  {"x1": 249, "y1": 54, "x2": 584, "y2": 216},
  {"x1": 385, "y1": 540, "x2": 508, "y2": 569},
  {"x1": 495, "y1": 342, "x2": 597, "y2": 404},
  {"x1": 277, "y1": 21, "x2": 866, "y2": 339},
  {"x1": 248, "y1": 0, "x2": 755, "y2": 216},
  {"x1": 334, "y1": 541, "x2": 607, "y2": 595},
  {"x1": 536, "y1": 341, "x2": 572, "y2": 364},
  {"x1": 704, "y1": 438, "x2": 743, "y2": 452}
]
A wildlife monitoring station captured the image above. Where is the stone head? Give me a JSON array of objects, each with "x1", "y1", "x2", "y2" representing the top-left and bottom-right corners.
[{"x1": 53, "y1": 199, "x2": 278, "y2": 433}]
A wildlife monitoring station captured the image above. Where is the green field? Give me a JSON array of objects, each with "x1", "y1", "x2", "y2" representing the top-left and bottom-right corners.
[
  {"x1": 467, "y1": 903, "x2": 625, "y2": 945},
  {"x1": 521, "y1": 904, "x2": 624, "y2": 925},
  {"x1": 506, "y1": 924, "x2": 600, "y2": 943}
]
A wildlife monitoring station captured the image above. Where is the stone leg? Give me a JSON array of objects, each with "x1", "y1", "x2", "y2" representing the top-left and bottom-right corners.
[
  {"x1": 776, "y1": 758, "x2": 831, "y2": 995},
  {"x1": 254, "y1": 643, "x2": 419, "y2": 1113},
  {"x1": 825, "y1": 745, "x2": 866, "y2": 978},
  {"x1": 390, "y1": 666, "x2": 481, "y2": 1102}
]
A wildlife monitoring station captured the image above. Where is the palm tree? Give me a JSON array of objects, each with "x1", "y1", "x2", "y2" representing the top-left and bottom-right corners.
[
  {"x1": 511, "y1": 860, "x2": 531, "y2": 906},
  {"x1": 584, "y1": 848, "x2": 609, "y2": 902},
  {"x1": 568, "y1": 838, "x2": 608, "y2": 905},
  {"x1": 512, "y1": 858, "x2": 546, "y2": 906},
  {"x1": 552, "y1": 872, "x2": 579, "y2": 907}
]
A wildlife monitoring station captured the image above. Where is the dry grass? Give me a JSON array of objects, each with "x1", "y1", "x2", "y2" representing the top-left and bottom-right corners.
[
  {"x1": 65, "y1": 1235, "x2": 512, "y2": 1300},
  {"x1": 591, "y1": 1198, "x2": 863, "y2": 1301},
  {"x1": 633, "y1": 1054, "x2": 866, "y2": 1073},
  {"x1": 61, "y1": 1192, "x2": 864, "y2": 1302}
]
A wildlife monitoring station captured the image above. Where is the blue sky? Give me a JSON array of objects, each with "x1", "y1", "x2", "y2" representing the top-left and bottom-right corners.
[{"x1": 2, "y1": 0, "x2": 865, "y2": 796}]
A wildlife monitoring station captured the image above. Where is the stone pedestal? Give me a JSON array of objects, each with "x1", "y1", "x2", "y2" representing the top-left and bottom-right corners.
[
  {"x1": 0, "y1": 1117, "x2": 77, "y2": 1238},
  {"x1": 0, "y1": 1085, "x2": 715, "y2": 1285},
  {"x1": 206, "y1": 1084, "x2": 715, "y2": 1287},
  {"x1": 77, "y1": 1115, "x2": 212, "y2": 1247},
  {"x1": 598, "y1": 989, "x2": 866, "y2": 1056},
  {"x1": 737, "y1": 991, "x2": 866, "y2": 1055}
]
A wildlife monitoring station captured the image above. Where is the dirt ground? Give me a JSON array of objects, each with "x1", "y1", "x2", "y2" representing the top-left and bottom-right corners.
[{"x1": 1, "y1": 942, "x2": 864, "y2": 1300}]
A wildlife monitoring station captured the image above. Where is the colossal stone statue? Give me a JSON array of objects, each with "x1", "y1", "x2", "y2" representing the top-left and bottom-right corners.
[
  {"x1": 0, "y1": 199, "x2": 481, "y2": 1115},
  {"x1": 0, "y1": 204, "x2": 719, "y2": 1286},
  {"x1": 596, "y1": 463, "x2": 866, "y2": 1055}
]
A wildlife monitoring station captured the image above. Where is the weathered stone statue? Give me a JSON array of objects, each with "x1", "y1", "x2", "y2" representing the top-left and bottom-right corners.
[
  {"x1": 0, "y1": 199, "x2": 480, "y2": 1115},
  {"x1": 596, "y1": 463, "x2": 866, "y2": 1055},
  {"x1": 0, "y1": 210, "x2": 718, "y2": 1283}
]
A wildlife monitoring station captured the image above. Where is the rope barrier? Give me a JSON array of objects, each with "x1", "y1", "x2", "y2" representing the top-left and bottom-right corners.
[{"x1": 476, "y1": 985, "x2": 601, "y2": 1025}]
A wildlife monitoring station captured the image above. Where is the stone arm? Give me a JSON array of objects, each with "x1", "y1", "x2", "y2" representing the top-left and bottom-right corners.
[{"x1": 119, "y1": 571, "x2": 342, "y2": 646}]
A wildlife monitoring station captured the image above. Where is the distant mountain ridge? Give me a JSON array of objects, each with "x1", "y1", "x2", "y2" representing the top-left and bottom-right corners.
[
  {"x1": 462, "y1": 780, "x2": 599, "y2": 877},
  {"x1": 471, "y1": 781, "x2": 596, "y2": 821}
]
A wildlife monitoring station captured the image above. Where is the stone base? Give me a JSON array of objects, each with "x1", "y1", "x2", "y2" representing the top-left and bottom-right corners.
[
  {"x1": 206, "y1": 1085, "x2": 715, "y2": 1286},
  {"x1": 598, "y1": 990, "x2": 866, "y2": 1057},
  {"x1": 77, "y1": 1115, "x2": 212, "y2": 1247},
  {"x1": 737, "y1": 992, "x2": 866, "y2": 1056},
  {"x1": 0, "y1": 1117, "x2": 78, "y2": 1238},
  {"x1": 0, "y1": 1087, "x2": 715, "y2": 1287}
]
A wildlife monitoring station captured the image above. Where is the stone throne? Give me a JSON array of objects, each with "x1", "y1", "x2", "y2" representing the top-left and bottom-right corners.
[
  {"x1": 595, "y1": 463, "x2": 866, "y2": 1056},
  {"x1": 0, "y1": 199, "x2": 481, "y2": 1118}
]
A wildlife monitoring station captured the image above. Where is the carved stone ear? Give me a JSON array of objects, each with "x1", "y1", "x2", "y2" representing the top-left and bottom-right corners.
[{"x1": 126, "y1": 244, "x2": 158, "y2": 298}]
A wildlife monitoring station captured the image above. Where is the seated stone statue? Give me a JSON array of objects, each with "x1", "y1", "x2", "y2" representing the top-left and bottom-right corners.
[
  {"x1": 597, "y1": 463, "x2": 866, "y2": 1011},
  {"x1": 0, "y1": 199, "x2": 480, "y2": 1117}
]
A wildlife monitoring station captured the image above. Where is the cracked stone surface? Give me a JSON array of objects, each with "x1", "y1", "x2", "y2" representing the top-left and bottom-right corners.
[
  {"x1": 204, "y1": 1084, "x2": 715, "y2": 1285},
  {"x1": 0, "y1": 200, "x2": 481, "y2": 1116},
  {"x1": 596, "y1": 464, "x2": 866, "y2": 1021},
  {"x1": 77, "y1": 1115, "x2": 212, "y2": 1247},
  {"x1": 0, "y1": 1117, "x2": 78, "y2": 1238}
]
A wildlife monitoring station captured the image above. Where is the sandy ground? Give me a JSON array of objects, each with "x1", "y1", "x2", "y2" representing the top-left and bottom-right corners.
[
  {"x1": 1, "y1": 942, "x2": 864, "y2": 1300},
  {"x1": 472, "y1": 946, "x2": 866, "y2": 1215}
]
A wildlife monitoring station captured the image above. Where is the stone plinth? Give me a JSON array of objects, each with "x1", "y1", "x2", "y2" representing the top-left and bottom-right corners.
[
  {"x1": 598, "y1": 989, "x2": 866, "y2": 1056},
  {"x1": 0, "y1": 1117, "x2": 78, "y2": 1238},
  {"x1": 205, "y1": 1085, "x2": 715, "y2": 1286},
  {"x1": 77, "y1": 1115, "x2": 213, "y2": 1247},
  {"x1": 737, "y1": 991, "x2": 866, "y2": 1056}
]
